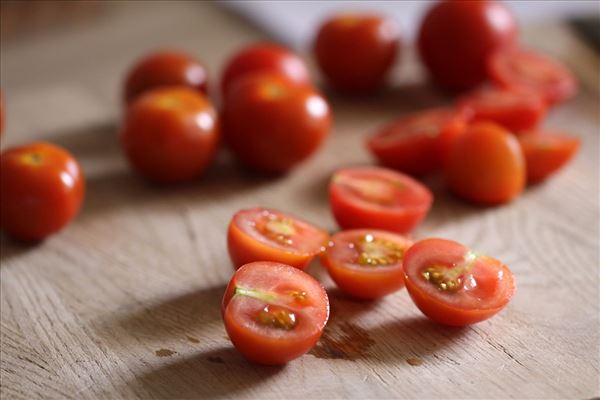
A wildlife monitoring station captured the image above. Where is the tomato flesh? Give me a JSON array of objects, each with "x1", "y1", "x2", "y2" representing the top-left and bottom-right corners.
[
  {"x1": 227, "y1": 208, "x2": 329, "y2": 270},
  {"x1": 321, "y1": 229, "x2": 412, "y2": 299},
  {"x1": 518, "y1": 132, "x2": 580, "y2": 183},
  {"x1": 222, "y1": 261, "x2": 329, "y2": 365},
  {"x1": 403, "y1": 238, "x2": 516, "y2": 326}
]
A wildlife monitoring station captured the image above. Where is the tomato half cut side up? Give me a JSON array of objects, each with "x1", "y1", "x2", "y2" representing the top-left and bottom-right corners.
[
  {"x1": 488, "y1": 48, "x2": 578, "y2": 106},
  {"x1": 329, "y1": 166, "x2": 433, "y2": 234},
  {"x1": 518, "y1": 132, "x2": 580, "y2": 183},
  {"x1": 227, "y1": 208, "x2": 329, "y2": 270},
  {"x1": 367, "y1": 108, "x2": 468, "y2": 175},
  {"x1": 222, "y1": 261, "x2": 329, "y2": 365},
  {"x1": 321, "y1": 229, "x2": 412, "y2": 299},
  {"x1": 403, "y1": 238, "x2": 516, "y2": 326}
]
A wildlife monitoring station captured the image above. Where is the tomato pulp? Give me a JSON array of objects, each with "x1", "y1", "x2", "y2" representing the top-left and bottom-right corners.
[{"x1": 518, "y1": 132, "x2": 580, "y2": 183}]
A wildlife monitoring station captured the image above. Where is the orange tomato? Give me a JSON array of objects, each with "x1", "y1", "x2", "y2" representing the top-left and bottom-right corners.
[{"x1": 518, "y1": 132, "x2": 580, "y2": 183}]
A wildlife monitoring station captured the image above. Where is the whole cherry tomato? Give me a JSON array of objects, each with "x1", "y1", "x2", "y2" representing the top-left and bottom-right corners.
[
  {"x1": 124, "y1": 50, "x2": 208, "y2": 103},
  {"x1": 403, "y1": 238, "x2": 516, "y2": 326},
  {"x1": 227, "y1": 207, "x2": 329, "y2": 270},
  {"x1": 223, "y1": 73, "x2": 331, "y2": 173},
  {"x1": 418, "y1": 0, "x2": 517, "y2": 91},
  {"x1": 222, "y1": 261, "x2": 329, "y2": 365},
  {"x1": 314, "y1": 13, "x2": 400, "y2": 94},
  {"x1": 321, "y1": 229, "x2": 412, "y2": 299},
  {"x1": 518, "y1": 132, "x2": 580, "y2": 183},
  {"x1": 1, "y1": 142, "x2": 85, "y2": 241},
  {"x1": 445, "y1": 121, "x2": 525, "y2": 204},
  {"x1": 120, "y1": 87, "x2": 219, "y2": 184},
  {"x1": 221, "y1": 43, "x2": 310, "y2": 96}
]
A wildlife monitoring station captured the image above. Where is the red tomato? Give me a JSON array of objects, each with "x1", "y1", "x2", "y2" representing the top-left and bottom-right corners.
[
  {"x1": 457, "y1": 88, "x2": 546, "y2": 132},
  {"x1": 418, "y1": 0, "x2": 517, "y2": 91},
  {"x1": 223, "y1": 73, "x2": 331, "y2": 173},
  {"x1": 403, "y1": 238, "x2": 516, "y2": 326},
  {"x1": 321, "y1": 229, "x2": 412, "y2": 299},
  {"x1": 518, "y1": 132, "x2": 580, "y2": 183},
  {"x1": 314, "y1": 14, "x2": 400, "y2": 93},
  {"x1": 329, "y1": 167, "x2": 433, "y2": 234},
  {"x1": 367, "y1": 108, "x2": 468, "y2": 175},
  {"x1": 221, "y1": 43, "x2": 310, "y2": 96},
  {"x1": 227, "y1": 208, "x2": 329, "y2": 270},
  {"x1": 124, "y1": 50, "x2": 208, "y2": 103},
  {"x1": 445, "y1": 122, "x2": 525, "y2": 204},
  {"x1": 222, "y1": 261, "x2": 329, "y2": 365},
  {"x1": 120, "y1": 87, "x2": 219, "y2": 184},
  {"x1": 0, "y1": 142, "x2": 85, "y2": 241},
  {"x1": 488, "y1": 48, "x2": 577, "y2": 105}
]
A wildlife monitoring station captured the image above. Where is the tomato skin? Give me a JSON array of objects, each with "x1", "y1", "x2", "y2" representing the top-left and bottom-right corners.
[
  {"x1": 321, "y1": 229, "x2": 412, "y2": 299},
  {"x1": 403, "y1": 238, "x2": 516, "y2": 326},
  {"x1": 367, "y1": 108, "x2": 468, "y2": 175},
  {"x1": 223, "y1": 73, "x2": 331, "y2": 173},
  {"x1": 329, "y1": 167, "x2": 433, "y2": 234},
  {"x1": 518, "y1": 133, "x2": 580, "y2": 183},
  {"x1": 457, "y1": 88, "x2": 546, "y2": 132},
  {"x1": 221, "y1": 43, "x2": 310, "y2": 96},
  {"x1": 124, "y1": 50, "x2": 208, "y2": 103},
  {"x1": 418, "y1": 0, "x2": 517, "y2": 91},
  {"x1": 488, "y1": 48, "x2": 578, "y2": 105},
  {"x1": 446, "y1": 122, "x2": 525, "y2": 204},
  {"x1": 222, "y1": 261, "x2": 329, "y2": 365},
  {"x1": 120, "y1": 87, "x2": 219, "y2": 184},
  {"x1": 0, "y1": 142, "x2": 85, "y2": 241},
  {"x1": 314, "y1": 14, "x2": 399, "y2": 94}
]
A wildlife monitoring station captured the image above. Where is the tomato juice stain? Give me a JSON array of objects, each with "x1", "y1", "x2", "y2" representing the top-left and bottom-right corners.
[{"x1": 310, "y1": 322, "x2": 375, "y2": 360}]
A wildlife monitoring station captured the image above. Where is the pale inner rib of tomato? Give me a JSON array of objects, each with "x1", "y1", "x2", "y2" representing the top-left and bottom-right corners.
[
  {"x1": 378, "y1": 113, "x2": 449, "y2": 143},
  {"x1": 334, "y1": 173, "x2": 403, "y2": 207}
]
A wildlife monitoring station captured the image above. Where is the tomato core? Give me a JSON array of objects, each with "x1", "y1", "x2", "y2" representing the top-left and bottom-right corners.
[
  {"x1": 257, "y1": 305, "x2": 297, "y2": 330},
  {"x1": 421, "y1": 251, "x2": 477, "y2": 292},
  {"x1": 356, "y1": 234, "x2": 404, "y2": 266},
  {"x1": 256, "y1": 215, "x2": 297, "y2": 247}
]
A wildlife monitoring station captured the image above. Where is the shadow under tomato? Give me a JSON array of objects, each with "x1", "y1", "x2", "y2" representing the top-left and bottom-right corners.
[{"x1": 0, "y1": 233, "x2": 41, "y2": 265}]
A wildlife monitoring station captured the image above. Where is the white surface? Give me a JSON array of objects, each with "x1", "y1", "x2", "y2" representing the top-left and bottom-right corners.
[{"x1": 220, "y1": 0, "x2": 599, "y2": 50}]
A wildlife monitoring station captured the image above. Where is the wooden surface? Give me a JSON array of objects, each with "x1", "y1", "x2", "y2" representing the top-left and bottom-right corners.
[{"x1": 1, "y1": 2, "x2": 599, "y2": 399}]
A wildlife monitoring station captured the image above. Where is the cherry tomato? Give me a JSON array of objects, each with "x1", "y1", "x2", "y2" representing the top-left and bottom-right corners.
[
  {"x1": 518, "y1": 132, "x2": 580, "y2": 183},
  {"x1": 329, "y1": 166, "x2": 433, "y2": 234},
  {"x1": 488, "y1": 47, "x2": 578, "y2": 105},
  {"x1": 321, "y1": 229, "x2": 412, "y2": 299},
  {"x1": 457, "y1": 88, "x2": 546, "y2": 132},
  {"x1": 222, "y1": 261, "x2": 329, "y2": 365},
  {"x1": 418, "y1": 0, "x2": 517, "y2": 91},
  {"x1": 0, "y1": 142, "x2": 85, "y2": 241},
  {"x1": 314, "y1": 13, "x2": 400, "y2": 94},
  {"x1": 403, "y1": 238, "x2": 516, "y2": 326},
  {"x1": 120, "y1": 87, "x2": 219, "y2": 184},
  {"x1": 223, "y1": 73, "x2": 331, "y2": 173},
  {"x1": 227, "y1": 207, "x2": 329, "y2": 270},
  {"x1": 445, "y1": 122, "x2": 525, "y2": 204},
  {"x1": 124, "y1": 50, "x2": 208, "y2": 103},
  {"x1": 367, "y1": 108, "x2": 468, "y2": 175},
  {"x1": 221, "y1": 43, "x2": 310, "y2": 96}
]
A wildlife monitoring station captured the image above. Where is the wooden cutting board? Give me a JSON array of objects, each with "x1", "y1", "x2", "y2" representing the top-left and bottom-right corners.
[{"x1": 1, "y1": 2, "x2": 598, "y2": 399}]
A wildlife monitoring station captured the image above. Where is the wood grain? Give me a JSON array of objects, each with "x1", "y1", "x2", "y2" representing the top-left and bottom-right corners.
[{"x1": 1, "y1": 2, "x2": 599, "y2": 399}]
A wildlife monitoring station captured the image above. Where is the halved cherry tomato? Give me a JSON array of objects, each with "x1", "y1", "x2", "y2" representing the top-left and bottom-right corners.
[
  {"x1": 418, "y1": 0, "x2": 517, "y2": 91},
  {"x1": 222, "y1": 261, "x2": 329, "y2": 365},
  {"x1": 518, "y1": 132, "x2": 580, "y2": 183},
  {"x1": 227, "y1": 208, "x2": 329, "y2": 270},
  {"x1": 223, "y1": 73, "x2": 331, "y2": 173},
  {"x1": 221, "y1": 43, "x2": 310, "y2": 96},
  {"x1": 488, "y1": 47, "x2": 578, "y2": 105},
  {"x1": 403, "y1": 238, "x2": 516, "y2": 326},
  {"x1": 314, "y1": 13, "x2": 400, "y2": 94},
  {"x1": 367, "y1": 108, "x2": 468, "y2": 175},
  {"x1": 124, "y1": 50, "x2": 208, "y2": 103},
  {"x1": 120, "y1": 87, "x2": 219, "y2": 184},
  {"x1": 329, "y1": 167, "x2": 433, "y2": 234},
  {"x1": 457, "y1": 88, "x2": 546, "y2": 132},
  {"x1": 1, "y1": 142, "x2": 85, "y2": 241},
  {"x1": 321, "y1": 229, "x2": 412, "y2": 299},
  {"x1": 445, "y1": 122, "x2": 525, "y2": 204}
]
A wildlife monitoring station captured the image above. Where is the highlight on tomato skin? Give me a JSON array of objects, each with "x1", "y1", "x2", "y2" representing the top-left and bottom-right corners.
[
  {"x1": 321, "y1": 229, "x2": 413, "y2": 300},
  {"x1": 227, "y1": 207, "x2": 330, "y2": 270},
  {"x1": 403, "y1": 238, "x2": 516, "y2": 326},
  {"x1": 222, "y1": 261, "x2": 329, "y2": 365},
  {"x1": 518, "y1": 132, "x2": 581, "y2": 184}
]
